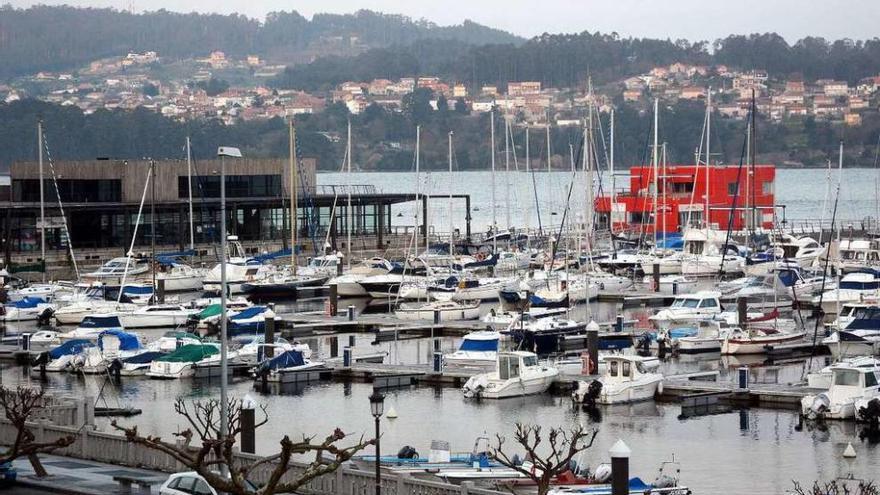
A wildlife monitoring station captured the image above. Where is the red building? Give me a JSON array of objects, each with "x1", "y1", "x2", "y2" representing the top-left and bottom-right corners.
[{"x1": 595, "y1": 164, "x2": 776, "y2": 234}]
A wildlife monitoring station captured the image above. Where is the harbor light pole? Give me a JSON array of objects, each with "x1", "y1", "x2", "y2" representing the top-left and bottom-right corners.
[
  {"x1": 369, "y1": 390, "x2": 385, "y2": 495},
  {"x1": 216, "y1": 146, "x2": 242, "y2": 454}
]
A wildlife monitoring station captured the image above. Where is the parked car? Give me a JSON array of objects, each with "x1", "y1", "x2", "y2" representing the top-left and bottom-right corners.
[{"x1": 159, "y1": 471, "x2": 256, "y2": 495}]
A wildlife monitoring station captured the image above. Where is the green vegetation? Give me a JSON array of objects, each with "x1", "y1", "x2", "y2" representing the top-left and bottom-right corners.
[{"x1": 2, "y1": 98, "x2": 878, "y2": 172}]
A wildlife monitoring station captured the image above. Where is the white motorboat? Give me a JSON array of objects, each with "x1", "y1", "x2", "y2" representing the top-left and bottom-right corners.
[
  {"x1": 507, "y1": 316, "x2": 587, "y2": 355},
  {"x1": 82, "y1": 257, "x2": 150, "y2": 283},
  {"x1": 640, "y1": 251, "x2": 685, "y2": 275},
  {"x1": 72, "y1": 330, "x2": 144, "y2": 374},
  {"x1": 41, "y1": 339, "x2": 95, "y2": 372},
  {"x1": 807, "y1": 356, "x2": 880, "y2": 389},
  {"x1": 203, "y1": 263, "x2": 276, "y2": 295},
  {"x1": 720, "y1": 326, "x2": 806, "y2": 354},
  {"x1": 443, "y1": 331, "x2": 501, "y2": 374},
  {"x1": 2, "y1": 296, "x2": 55, "y2": 321},
  {"x1": 838, "y1": 239, "x2": 880, "y2": 273},
  {"x1": 461, "y1": 351, "x2": 558, "y2": 399},
  {"x1": 394, "y1": 300, "x2": 481, "y2": 321},
  {"x1": 53, "y1": 300, "x2": 139, "y2": 325},
  {"x1": 59, "y1": 314, "x2": 125, "y2": 341},
  {"x1": 118, "y1": 304, "x2": 200, "y2": 329},
  {"x1": 675, "y1": 321, "x2": 731, "y2": 353},
  {"x1": 328, "y1": 258, "x2": 397, "y2": 297},
  {"x1": 450, "y1": 278, "x2": 510, "y2": 302},
  {"x1": 678, "y1": 228, "x2": 745, "y2": 276},
  {"x1": 812, "y1": 271, "x2": 880, "y2": 315},
  {"x1": 481, "y1": 307, "x2": 567, "y2": 328},
  {"x1": 146, "y1": 343, "x2": 223, "y2": 379},
  {"x1": 6, "y1": 283, "x2": 73, "y2": 303},
  {"x1": 156, "y1": 264, "x2": 205, "y2": 292},
  {"x1": 586, "y1": 270, "x2": 634, "y2": 293},
  {"x1": 572, "y1": 355, "x2": 663, "y2": 405},
  {"x1": 648, "y1": 291, "x2": 722, "y2": 330},
  {"x1": 27, "y1": 330, "x2": 61, "y2": 350},
  {"x1": 251, "y1": 349, "x2": 325, "y2": 383},
  {"x1": 801, "y1": 364, "x2": 880, "y2": 420},
  {"x1": 236, "y1": 336, "x2": 311, "y2": 364}
]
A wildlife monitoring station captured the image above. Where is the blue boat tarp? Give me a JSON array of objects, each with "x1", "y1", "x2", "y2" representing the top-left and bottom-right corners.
[
  {"x1": 459, "y1": 338, "x2": 498, "y2": 352},
  {"x1": 98, "y1": 330, "x2": 141, "y2": 351},
  {"x1": 80, "y1": 315, "x2": 123, "y2": 329},
  {"x1": 122, "y1": 351, "x2": 165, "y2": 364},
  {"x1": 48, "y1": 339, "x2": 93, "y2": 359},
  {"x1": 231, "y1": 306, "x2": 267, "y2": 321},
  {"x1": 249, "y1": 247, "x2": 300, "y2": 264},
  {"x1": 155, "y1": 250, "x2": 197, "y2": 266},
  {"x1": 561, "y1": 477, "x2": 651, "y2": 494},
  {"x1": 263, "y1": 350, "x2": 305, "y2": 370},
  {"x1": 656, "y1": 235, "x2": 684, "y2": 250},
  {"x1": 122, "y1": 285, "x2": 153, "y2": 296},
  {"x1": 13, "y1": 297, "x2": 47, "y2": 309}
]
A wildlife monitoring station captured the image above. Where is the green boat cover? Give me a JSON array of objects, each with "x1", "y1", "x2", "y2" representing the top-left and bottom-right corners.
[
  {"x1": 197, "y1": 304, "x2": 222, "y2": 320},
  {"x1": 156, "y1": 344, "x2": 218, "y2": 363}
]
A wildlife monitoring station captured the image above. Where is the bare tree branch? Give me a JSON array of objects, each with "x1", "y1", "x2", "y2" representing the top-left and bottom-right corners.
[{"x1": 0, "y1": 387, "x2": 76, "y2": 473}]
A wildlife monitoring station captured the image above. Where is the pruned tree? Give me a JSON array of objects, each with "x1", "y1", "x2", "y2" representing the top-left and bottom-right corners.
[
  {"x1": 113, "y1": 397, "x2": 373, "y2": 495},
  {"x1": 0, "y1": 386, "x2": 76, "y2": 477},
  {"x1": 792, "y1": 480, "x2": 878, "y2": 495},
  {"x1": 490, "y1": 423, "x2": 598, "y2": 495}
]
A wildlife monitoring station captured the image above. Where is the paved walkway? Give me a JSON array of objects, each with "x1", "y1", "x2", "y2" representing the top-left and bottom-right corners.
[{"x1": 12, "y1": 454, "x2": 168, "y2": 494}]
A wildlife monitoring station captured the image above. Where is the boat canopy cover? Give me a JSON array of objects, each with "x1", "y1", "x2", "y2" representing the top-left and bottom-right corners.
[
  {"x1": 155, "y1": 250, "x2": 197, "y2": 266},
  {"x1": 98, "y1": 330, "x2": 141, "y2": 351},
  {"x1": 263, "y1": 350, "x2": 305, "y2": 370},
  {"x1": 14, "y1": 296, "x2": 47, "y2": 308},
  {"x1": 197, "y1": 304, "x2": 222, "y2": 320},
  {"x1": 156, "y1": 344, "x2": 219, "y2": 363},
  {"x1": 80, "y1": 315, "x2": 123, "y2": 328},
  {"x1": 249, "y1": 248, "x2": 295, "y2": 264},
  {"x1": 163, "y1": 331, "x2": 202, "y2": 341},
  {"x1": 459, "y1": 338, "x2": 499, "y2": 352},
  {"x1": 656, "y1": 234, "x2": 684, "y2": 250},
  {"x1": 231, "y1": 306, "x2": 266, "y2": 321},
  {"x1": 122, "y1": 285, "x2": 154, "y2": 295},
  {"x1": 49, "y1": 339, "x2": 93, "y2": 359},
  {"x1": 122, "y1": 350, "x2": 166, "y2": 364},
  {"x1": 777, "y1": 269, "x2": 800, "y2": 287}
]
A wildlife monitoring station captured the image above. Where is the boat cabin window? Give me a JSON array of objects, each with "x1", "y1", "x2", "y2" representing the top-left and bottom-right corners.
[
  {"x1": 522, "y1": 355, "x2": 538, "y2": 367},
  {"x1": 870, "y1": 252, "x2": 880, "y2": 262},
  {"x1": 866, "y1": 373, "x2": 879, "y2": 388},
  {"x1": 499, "y1": 355, "x2": 520, "y2": 380},
  {"x1": 609, "y1": 360, "x2": 619, "y2": 377},
  {"x1": 833, "y1": 369, "x2": 862, "y2": 387},
  {"x1": 245, "y1": 268, "x2": 259, "y2": 276},
  {"x1": 672, "y1": 298, "x2": 700, "y2": 309},
  {"x1": 622, "y1": 361, "x2": 632, "y2": 377},
  {"x1": 685, "y1": 241, "x2": 705, "y2": 255},
  {"x1": 698, "y1": 299, "x2": 718, "y2": 309}
]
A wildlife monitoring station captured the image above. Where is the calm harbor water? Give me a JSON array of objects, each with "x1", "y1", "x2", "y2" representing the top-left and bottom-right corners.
[
  {"x1": 319, "y1": 168, "x2": 880, "y2": 233},
  {"x1": 2, "y1": 167, "x2": 880, "y2": 494},
  {"x1": 1, "y1": 299, "x2": 878, "y2": 495}
]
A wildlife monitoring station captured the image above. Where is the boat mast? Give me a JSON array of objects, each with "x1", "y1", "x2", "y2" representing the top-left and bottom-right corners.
[
  {"x1": 662, "y1": 142, "x2": 667, "y2": 250},
  {"x1": 652, "y1": 98, "x2": 659, "y2": 248},
  {"x1": 610, "y1": 109, "x2": 615, "y2": 234},
  {"x1": 289, "y1": 119, "x2": 297, "y2": 276},
  {"x1": 448, "y1": 132, "x2": 454, "y2": 264},
  {"x1": 504, "y1": 115, "x2": 511, "y2": 235},
  {"x1": 346, "y1": 119, "x2": 352, "y2": 270},
  {"x1": 38, "y1": 121, "x2": 46, "y2": 282},
  {"x1": 490, "y1": 112, "x2": 497, "y2": 254},
  {"x1": 836, "y1": 141, "x2": 844, "y2": 319},
  {"x1": 525, "y1": 125, "x2": 530, "y2": 250},
  {"x1": 705, "y1": 88, "x2": 711, "y2": 228},
  {"x1": 186, "y1": 136, "x2": 195, "y2": 251},
  {"x1": 415, "y1": 125, "x2": 420, "y2": 257},
  {"x1": 150, "y1": 159, "x2": 157, "y2": 305}
]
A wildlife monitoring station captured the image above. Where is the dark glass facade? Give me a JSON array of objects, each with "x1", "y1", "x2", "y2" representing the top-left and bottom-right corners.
[
  {"x1": 178, "y1": 175, "x2": 282, "y2": 199},
  {"x1": 13, "y1": 179, "x2": 121, "y2": 202}
]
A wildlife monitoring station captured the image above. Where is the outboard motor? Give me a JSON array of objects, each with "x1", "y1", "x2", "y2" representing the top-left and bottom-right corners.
[
  {"x1": 37, "y1": 307, "x2": 54, "y2": 326},
  {"x1": 572, "y1": 380, "x2": 603, "y2": 409},
  {"x1": 31, "y1": 351, "x2": 50, "y2": 367},
  {"x1": 807, "y1": 393, "x2": 831, "y2": 419},
  {"x1": 396, "y1": 446, "x2": 419, "y2": 459},
  {"x1": 108, "y1": 358, "x2": 123, "y2": 382},
  {"x1": 858, "y1": 397, "x2": 880, "y2": 428},
  {"x1": 593, "y1": 463, "x2": 612, "y2": 483}
]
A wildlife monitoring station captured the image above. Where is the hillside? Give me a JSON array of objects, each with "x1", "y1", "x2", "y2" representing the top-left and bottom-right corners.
[{"x1": 0, "y1": 6, "x2": 523, "y2": 79}]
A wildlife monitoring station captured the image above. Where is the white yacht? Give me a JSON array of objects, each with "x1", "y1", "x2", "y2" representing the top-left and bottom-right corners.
[
  {"x1": 117, "y1": 304, "x2": 200, "y2": 329},
  {"x1": 82, "y1": 257, "x2": 150, "y2": 283},
  {"x1": 720, "y1": 325, "x2": 806, "y2": 354},
  {"x1": 327, "y1": 258, "x2": 397, "y2": 297},
  {"x1": 60, "y1": 314, "x2": 125, "y2": 341},
  {"x1": 394, "y1": 300, "x2": 481, "y2": 322},
  {"x1": 443, "y1": 331, "x2": 501, "y2": 374},
  {"x1": 679, "y1": 228, "x2": 745, "y2": 276},
  {"x1": 572, "y1": 355, "x2": 663, "y2": 405},
  {"x1": 807, "y1": 356, "x2": 880, "y2": 389},
  {"x1": 801, "y1": 364, "x2": 880, "y2": 420},
  {"x1": 156, "y1": 264, "x2": 205, "y2": 292},
  {"x1": 53, "y1": 300, "x2": 139, "y2": 325},
  {"x1": 812, "y1": 271, "x2": 880, "y2": 315},
  {"x1": 461, "y1": 351, "x2": 558, "y2": 399},
  {"x1": 648, "y1": 291, "x2": 723, "y2": 330},
  {"x1": 146, "y1": 343, "x2": 224, "y2": 379}
]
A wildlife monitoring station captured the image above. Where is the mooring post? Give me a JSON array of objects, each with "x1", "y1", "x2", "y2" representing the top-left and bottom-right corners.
[
  {"x1": 20, "y1": 333, "x2": 31, "y2": 352},
  {"x1": 587, "y1": 321, "x2": 600, "y2": 375},
  {"x1": 241, "y1": 395, "x2": 256, "y2": 454},
  {"x1": 347, "y1": 305, "x2": 356, "y2": 321},
  {"x1": 433, "y1": 352, "x2": 443, "y2": 373},
  {"x1": 433, "y1": 309, "x2": 441, "y2": 325},
  {"x1": 330, "y1": 336, "x2": 339, "y2": 358},
  {"x1": 329, "y1": 284, "x2": 339, "y2": 317},
  {"x1": 737, "y1": 297, "x2": 747, "y2": 327},
  {"x1": 157, "y1": 278, "x2": 165, "y2": 304},
  {"x1": 615, "y1": 315, "x2": 624, "y2": 333},
  {"x1": 652, "y1": 264, "x2": 660, "y2": 292},
  {"x1": 738, "y1": 366, "x2": 749, "y2": 390},
  {"x1": 609, "y1": 439, "x2": 631, "y2": 495}
]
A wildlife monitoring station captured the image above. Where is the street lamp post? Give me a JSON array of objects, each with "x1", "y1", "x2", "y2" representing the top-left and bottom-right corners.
[
  {"x1": 369, "y1": 391, "x2": 385, "y2": 495},
  {"x1": 216, "y1": 146, "x2": 242, "y2": 461}
]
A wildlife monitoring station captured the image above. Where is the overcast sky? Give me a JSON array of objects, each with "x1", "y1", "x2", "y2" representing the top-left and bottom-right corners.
[{"x1": 8, "y1": 0, "x2": 880, "y2": 42}]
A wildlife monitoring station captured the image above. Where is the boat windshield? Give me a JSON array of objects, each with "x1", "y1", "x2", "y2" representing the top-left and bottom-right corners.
[
  {"x1": 672, "y1": 298, "x2": 700, "y2": 308},
  {"x1": 521, "y1": 355, "x2": 538, "y2": 367},
  {"x1": 833, "y1": 369, "x2": 862, "y2": 387}
]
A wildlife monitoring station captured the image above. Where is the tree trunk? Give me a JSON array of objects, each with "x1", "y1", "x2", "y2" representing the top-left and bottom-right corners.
[{"x1": 29, "y1": 454, "x2": 48, "y2": 477}]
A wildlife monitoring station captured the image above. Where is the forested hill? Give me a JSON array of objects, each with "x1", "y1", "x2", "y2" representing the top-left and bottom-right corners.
[
  {"x1": 275, "y1": 32, "x2": 880, "y2": 91},
  {"x1": 0, "y1": 6, "x2": 522, "y2": 79}
]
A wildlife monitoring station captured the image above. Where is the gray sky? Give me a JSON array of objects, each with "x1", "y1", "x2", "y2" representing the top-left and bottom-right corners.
[{"x1": 8, "y1": 0, "x2": 880, "y2": 42}]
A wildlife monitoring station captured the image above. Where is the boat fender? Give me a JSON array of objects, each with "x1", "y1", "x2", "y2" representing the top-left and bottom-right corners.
[
  {"x1": 656, "y1": 380, "x2": 664, "y2": 396},
  {"x1": 593, "y1": 463, "x2": 612, "y2": 483}
]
